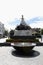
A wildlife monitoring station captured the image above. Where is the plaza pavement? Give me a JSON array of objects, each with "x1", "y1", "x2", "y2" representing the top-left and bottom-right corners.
[
  {"x1": 0, "y1": 38, "x2": 43, "y2": 65},
  {"x1": 0, "y1": 46, "x2": 43, "y2": 65}
]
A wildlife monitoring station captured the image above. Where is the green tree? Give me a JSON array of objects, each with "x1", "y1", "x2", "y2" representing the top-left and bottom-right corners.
[
  {"x1": 4, "y1": 30, "x2": 8, "y2": 37},
  {"x1": 9, "y1": 30, "x2": 14, "y2": 38},
  {"x1": 41, "y1": 29, "x2": 43, "y2": 34}
]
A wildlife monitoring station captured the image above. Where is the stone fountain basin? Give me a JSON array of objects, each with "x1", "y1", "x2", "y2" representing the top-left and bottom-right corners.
[{"x1": 11, "y1": 43, "x2": 36, "y2": 52}]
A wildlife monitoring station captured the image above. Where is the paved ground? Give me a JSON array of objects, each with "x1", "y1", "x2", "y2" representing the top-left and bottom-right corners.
[
  {"x1": 0, "y1": 46, "x2": 43, "y2": 65},
  {"x1": 0, "y1": 38, "x2": 43, "y2": 65},
  {"x1": 0, "y1": 38, "x2": 8, "y2": 43}
]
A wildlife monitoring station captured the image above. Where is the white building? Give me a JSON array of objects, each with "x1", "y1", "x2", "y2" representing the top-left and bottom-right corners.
[{"x1": 0, "y1": 22, "x2": 5, "y2": 38}]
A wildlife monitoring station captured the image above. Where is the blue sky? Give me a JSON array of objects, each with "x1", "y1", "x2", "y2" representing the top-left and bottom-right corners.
[
  {"x1": 7, "y1": 16, "x2": 43, "y2": 30},
  {"x1": 0, "y1": 0, "x2": 43, "y2": 30},
  {"x1": 8, "y1": 16, "x2": 43, "y2": 25}
]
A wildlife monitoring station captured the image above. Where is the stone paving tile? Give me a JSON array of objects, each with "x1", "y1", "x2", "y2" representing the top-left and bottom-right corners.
[{"x1": 0, "y1": 46, "x2": 43, "y2": 65}]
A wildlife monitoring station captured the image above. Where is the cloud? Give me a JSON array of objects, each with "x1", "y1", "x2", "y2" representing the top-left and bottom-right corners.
[
  {"x1": 0, "y1": 0, "x2": 43, "y2": 31},
  {"x1": 5, "y1": 16, "x2": 43, "y2": 31},
  {"x1": 29, "y1": 17, "x2": 43, "y2": 28},
  {"x1": 4, "y1": 19, "x2": 20, "y2": 31},
  {"x1": 4, "y1": 23, "x2": 16, "y2": 31},
  {"x1": 30, "y1": 21, "x2": 43, "y2": 28},
  {"x1": 8, "y1": 19, "x2": 20, "y2": 26},
  {"x1": 27, "y1": 16, "x2": 43, "y2": 24}
]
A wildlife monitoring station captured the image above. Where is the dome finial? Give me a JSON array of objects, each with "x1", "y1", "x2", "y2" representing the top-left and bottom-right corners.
[
  {"x1": 22, "y1": 15, "x2": 23, "y2": 18},
  {"x1": 21, "y1": 15, "x2": 24, "y2": 21},
  {"x1": 20, "y1": 15, "x2": 27, "y2": 26}
]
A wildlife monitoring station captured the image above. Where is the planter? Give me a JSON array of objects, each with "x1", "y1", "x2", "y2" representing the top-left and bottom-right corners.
[{"x1": 6, "y1": 38, "x2": 39, "y2": 43}]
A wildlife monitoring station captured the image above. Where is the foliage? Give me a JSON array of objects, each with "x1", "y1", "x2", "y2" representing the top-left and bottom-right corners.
[
  {"x1": 9, "y1": 30, "x2": 14, "y2": 38},
  {"x1": 6, "y1": 38, "x2": 39, "y2": 43},
  {"x1": 41, "y1": 29, "x2": 43, "y2": 34},
  {"x1": 4, "y1": 30, "x2": 8, "y2": 36}
]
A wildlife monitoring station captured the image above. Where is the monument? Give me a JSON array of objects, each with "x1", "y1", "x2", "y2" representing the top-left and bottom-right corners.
[{"x1": 12, "y1": 15, "x2": 36, "y2": 41}]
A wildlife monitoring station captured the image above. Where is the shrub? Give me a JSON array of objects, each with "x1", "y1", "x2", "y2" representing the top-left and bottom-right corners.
[
  {"x1": 6, "y1": 38, "x2": 39, "y2": 43},
  {"x1": 9, "y1": 30, "x2": 14, "y2": 38}
]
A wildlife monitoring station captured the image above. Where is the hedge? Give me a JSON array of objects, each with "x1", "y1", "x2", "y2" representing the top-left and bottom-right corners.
[{"x1": 6, "y1": 38, "x2": 39, "y2": 43}]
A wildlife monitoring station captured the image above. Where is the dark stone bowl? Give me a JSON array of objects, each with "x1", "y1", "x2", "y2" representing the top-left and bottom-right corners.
[{"x1": 11, "y1": 43, "x2": 36, "y2": 53}]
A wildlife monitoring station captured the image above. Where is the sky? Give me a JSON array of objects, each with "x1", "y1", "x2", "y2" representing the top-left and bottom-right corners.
[{"x1": 0, "y1": 0, "x2": 43, "y2": 31}]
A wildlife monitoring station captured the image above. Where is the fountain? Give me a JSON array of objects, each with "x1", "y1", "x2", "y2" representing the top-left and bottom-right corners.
[
  {"x1": 11, "y1": 42, "x2": 36, "y2": 52},
  {"x1": 11, "y1": 15, "x2": 36, "y2": 52}
]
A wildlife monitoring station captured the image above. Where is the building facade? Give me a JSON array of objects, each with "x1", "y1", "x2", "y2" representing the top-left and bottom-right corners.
[{"x1": 0, "y1": 22, "x2": 5, "y2": 38}]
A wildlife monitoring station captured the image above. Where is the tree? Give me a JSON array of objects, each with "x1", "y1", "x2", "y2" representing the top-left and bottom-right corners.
[
  {"x1": 41, "y1": 29, "x2": 43, "y2": 34},
  {"x1": 9, "y1": 30, "x2": 14, "y2": 38},
  {"x1": 4, "y1": 30, "x2": 8, "y2": 37}
]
